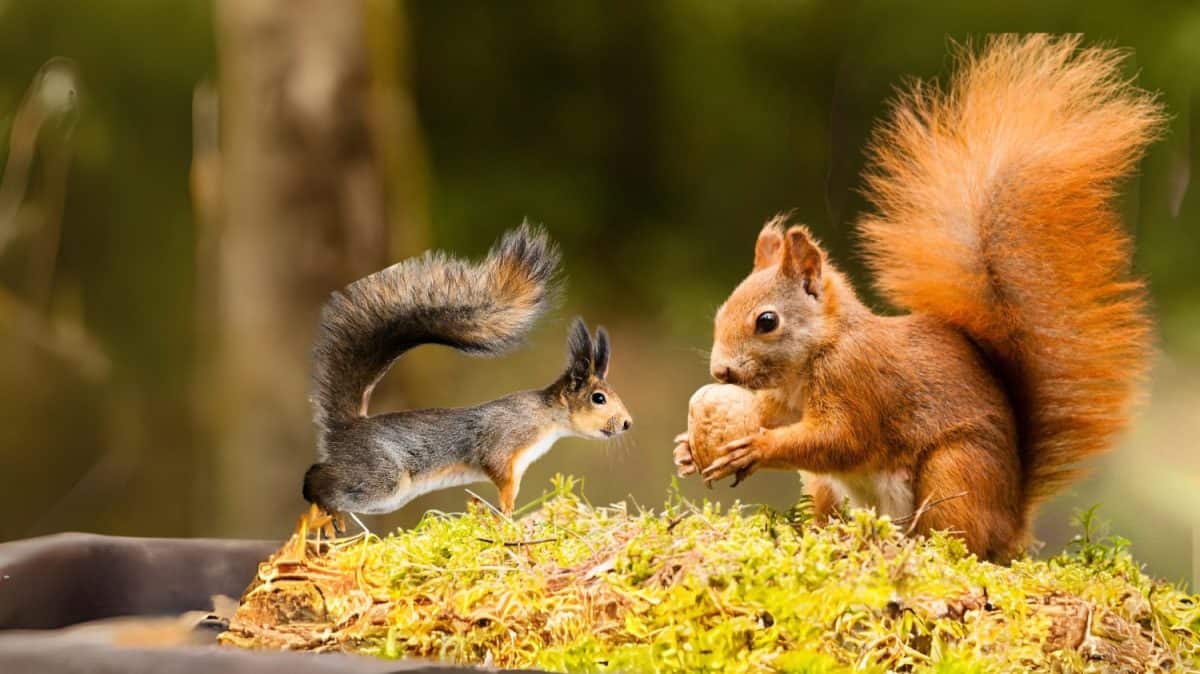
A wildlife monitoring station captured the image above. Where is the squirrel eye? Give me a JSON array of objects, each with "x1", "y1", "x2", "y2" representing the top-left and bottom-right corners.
[
  {"x1": 755, "y1": 311, "x2": 779, "y2": 334},
  {"x1": 591, "y1": 391, "x2": 607, "y2": 405}
]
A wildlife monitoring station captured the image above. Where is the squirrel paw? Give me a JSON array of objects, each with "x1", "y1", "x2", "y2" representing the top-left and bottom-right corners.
[
  {"x1": 673, "y1": 432, "x2": 715, "y2": 490},
  {"x1": 672, "y1": 432, "x2": 697, "y2": 476},
  {"x1": 702, "y1": 430, "x2": 769, "y2": 486}
]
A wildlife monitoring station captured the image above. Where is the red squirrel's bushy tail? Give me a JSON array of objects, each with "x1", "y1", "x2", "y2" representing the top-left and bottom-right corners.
[{"x1": 857, "y1": 35, "x2": 1164, "y2": 521}]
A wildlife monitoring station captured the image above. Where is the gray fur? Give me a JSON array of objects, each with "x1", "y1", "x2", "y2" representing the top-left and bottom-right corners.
[
  {"x1": 310, "y1": 223, "x2": 560, "y2": 434},
  {"x1": 304, "y1": 390, "x2": 562, "y2": 514},
  {"x1": 563, "y1": 317, "x2": 594, "y2": 390},
  {"x1": 304, "y1": 225, "x2": 633, "y2": 516},
  {"x1": 593, "y1": 327, "x2": 610, "y2": 378},
  {"x1": 303, "y1": 312, "x2": 631, "y2": 516}
]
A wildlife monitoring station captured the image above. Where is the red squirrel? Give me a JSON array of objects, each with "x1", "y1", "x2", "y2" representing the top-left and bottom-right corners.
[{"x1": 673, "y1": 35, "x2": 1164, "y2": 561}]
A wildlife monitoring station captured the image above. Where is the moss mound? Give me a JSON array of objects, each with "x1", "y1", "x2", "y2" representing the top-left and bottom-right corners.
[{"x1": 220, "y1": 477, "x2": 1199, "y2": 672}]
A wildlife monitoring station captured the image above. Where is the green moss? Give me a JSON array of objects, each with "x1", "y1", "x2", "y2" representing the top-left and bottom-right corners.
[{"x1": 223, "y1": 476, "x2": 1200, "y2": 672}]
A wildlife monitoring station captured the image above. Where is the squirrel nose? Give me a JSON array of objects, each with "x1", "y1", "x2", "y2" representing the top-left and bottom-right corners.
[
  {"x1": 622, "y1": 419, "x2": 632, "y2": 431},
  {"x1": 712, "y1": 365, "x2": 736, "y2": 384}
]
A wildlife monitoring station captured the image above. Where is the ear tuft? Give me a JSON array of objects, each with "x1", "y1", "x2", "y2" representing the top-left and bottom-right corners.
[
  {"x1": 593, "y1": 327, "x2": 610, "y2": 379},
  {"x1": 782, "y1": 225, "x2": 823, "y2": 298},
  {"x1": 753, "y1": 215, "x2": 789, "y2": 271},
  {"x1": 565, "y1": 317, "x2": 594, "y2": 389}
]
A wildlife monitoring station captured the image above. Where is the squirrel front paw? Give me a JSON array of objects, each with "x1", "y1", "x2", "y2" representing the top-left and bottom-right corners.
[
  {"x1": 701, "y1": 428, "x2": 770, "y2": 486},
  {"x1": 672, "y1": 432, "x2": 697, "y2": 477}
]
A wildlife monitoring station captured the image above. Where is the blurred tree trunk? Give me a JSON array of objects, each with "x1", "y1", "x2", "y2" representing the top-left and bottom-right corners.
[{"x1": 198, "y1": 0, "x2": 425, "y2": 536}]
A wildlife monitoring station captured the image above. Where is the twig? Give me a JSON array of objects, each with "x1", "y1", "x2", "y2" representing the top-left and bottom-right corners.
[
  {"x1": 346, "y1": 512, "x2": 373, "y2": 536},
  {"x1": 476, "y1": 537, "x2": 558, "y2": 547},
  {"x1": 894, "y1": 490, "x2": 969, "y2": 534},
  {"x1": 464, "y1": 488, "x2": 513, "y2": 525}
]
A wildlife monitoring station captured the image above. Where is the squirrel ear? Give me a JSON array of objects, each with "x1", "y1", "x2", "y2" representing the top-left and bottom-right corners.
[
  {"x1": 593, "y1": 327, "x2": 610, "y2": 379},
  {"x1": 566, "y1": 317, "x2": 594, "y2": 388},
  {"x1": 781, "y1": 225, "x2": 823, "y2": 298},
  {"x1": 753, "y1": 218, "x2": 786, "y2": 271}
]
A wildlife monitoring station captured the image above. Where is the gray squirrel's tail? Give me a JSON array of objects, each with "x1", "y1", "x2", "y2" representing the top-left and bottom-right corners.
[{"x1": 310, "y1": 223, "x2": 561, "y2": 433}]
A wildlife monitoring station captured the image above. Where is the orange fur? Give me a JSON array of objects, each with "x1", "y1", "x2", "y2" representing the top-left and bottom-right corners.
[
  {"x1": 859, "y1": 34, "x2": 1162, "y2": 517},
  {"x1": 699, "y1": 35, "x2": 1162, "y2": 560}
]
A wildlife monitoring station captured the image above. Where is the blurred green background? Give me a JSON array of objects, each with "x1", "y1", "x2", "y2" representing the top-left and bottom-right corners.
[{"x1": 1, "y1": 1, "x2": 1197, "y2": 586}]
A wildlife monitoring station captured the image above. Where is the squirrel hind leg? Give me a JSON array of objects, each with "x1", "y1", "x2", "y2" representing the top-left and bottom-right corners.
[
  {"x1": 302, "y1": 465, "x2": 379, "y2": 536},
  {"x1": 303, "y1": 461, "x2": 400, "y2": 514},
  {"x1": 911, "y1": 439, "x2": 1024, "y2": 561},
  {"x1": 302, "y1": 463, "x2": 334, "y2": 509}
]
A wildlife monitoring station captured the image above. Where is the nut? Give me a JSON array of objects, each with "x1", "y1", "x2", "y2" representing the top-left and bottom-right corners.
[{"x1": 686, "y1": 384, "x2": 763, "y2": 471}]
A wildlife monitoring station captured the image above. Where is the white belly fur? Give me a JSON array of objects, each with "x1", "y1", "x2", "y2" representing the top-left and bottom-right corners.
[
  {"x1": 511, "y1": 429, "x2": 568, "y2": 483},
  {"x1": 360, "y1": 430, "x2": 569, "y2": 515},
  {"x1": 830, "y1": 470, "x2": 914, "y2": 520},
  {"x1": 364, "y1": 465, "x2": 489, "y2": 514}
]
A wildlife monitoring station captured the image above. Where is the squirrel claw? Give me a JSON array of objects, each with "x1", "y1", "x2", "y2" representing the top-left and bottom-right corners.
[
  {"x1": 330, "y1": 514, "x2": 346, "y2": 537},
  {"x1": 731, "y1": 466, "x2": 756, "y2": 487},
  {"x1": 673, "y1": 431, "x2": 697, "y2": 478},
  {"x1": 702, "y1": 434, "x2": 765, "y2": 483}
]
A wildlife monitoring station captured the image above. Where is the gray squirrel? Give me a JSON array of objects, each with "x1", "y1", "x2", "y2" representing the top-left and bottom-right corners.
[{"x1": 302, "y1": 224, "x2": 632, "y2": 517}]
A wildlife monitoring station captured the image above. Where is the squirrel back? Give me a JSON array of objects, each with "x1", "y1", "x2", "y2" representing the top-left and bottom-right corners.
[
  {"x1": 310, "y1": 223, "x2": 560, "y2": 435},
  {"x1": 857, "y1": 35, "x2": 1165, "y2": 518}
]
